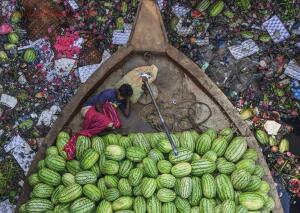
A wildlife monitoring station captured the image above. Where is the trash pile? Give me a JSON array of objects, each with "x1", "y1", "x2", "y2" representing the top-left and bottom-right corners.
[
  {"x1": 0, "y1": 0, "x2": 138, "y2": 209},
  {"x1": 0, "y1": 0, "x2": 299, "y2": 211}
]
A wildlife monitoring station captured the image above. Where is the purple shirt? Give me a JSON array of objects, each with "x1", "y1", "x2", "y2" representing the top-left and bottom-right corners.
[{"x1": 83, "y1": 88, "x2": 126, "y2": 110}]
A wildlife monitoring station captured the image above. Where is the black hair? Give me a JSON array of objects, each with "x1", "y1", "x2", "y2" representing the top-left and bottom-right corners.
[{"x1": 119, "y1": 84, "x2": 133, "y2": 98}]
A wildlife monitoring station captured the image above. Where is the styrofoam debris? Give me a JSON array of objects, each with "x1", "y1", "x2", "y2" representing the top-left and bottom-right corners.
[
  {"x1": 171, "y1": 4, "x2": 190, "y2": 18},
  {"x1": 37, "y1": 105, "x2": 61, "y2": 127},
  {"x1": 0, "y1": 199, "x2": 15, "y2": 213},
  {"x1": 4, "y1": 135, "x2": 26, "y2": 152},
  {"x1": 112, "y1": 24, "x2": 132, "y2": 45},
  {"x1": 228, "y1": 39, "x2": 259, "y2": 60},
  {"x1": 284, "y1": 60, "x2": 300, "y2": 81},
  {"x1": 264, "y1": 120, "x2": 281, "y2": 135},
  {"x1": 46, "y1": 58, "x2": 77, "y2": 81},
  {"x1": 12, "y1": 141, "x2": 35, "y2": 174},
  {"x1": 0, "y1": 94, "x2": 18, "y2": 109},
  {"x1": 262, "y1": 15, "x2": 290, "y2": 43}
]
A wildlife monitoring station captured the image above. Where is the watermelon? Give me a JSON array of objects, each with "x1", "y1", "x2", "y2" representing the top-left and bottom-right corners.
[
  {"x1": 179, "y1": 131, "x2": 195, "y2": 152},
  {"x1": 142, "y1": 178, "x2": 157, "y2": 198},
  {"x1": 81, "y1": 150, "x2": 99, "y2": 170},
  {"x1": 92, "y1": 136, "x2": 105, "y2": 153},
  {"x1": 253, "y1": 165, "x2": 264, "y2": 178},
  {"x1": 178, "y1": 177, "x2": 192, "y2": 198},
  {"x1": 143, "y1": 157, "x2": 158, "y2": 178},
  {"x1": 191, "y1": 159, "x2": 216, "y2": 176},
  {"x1": 103, "y1": 160, "x2": 119, "y2": 175},
  {"x1": 157, "y1": 188, "x2": 176, "y2": 202},
  {"x1": 258, "y1": 181, "x2": 270, "y2": 193},
  {"x1": 242, "y1": 148, "x2": 258, "y2": 161},
  {"x1": 23, "y1": 49, "x2": 37, "y2": 63},
  {"x1": 216, "y1": 158, "x2": 236, "y2": 175},
  {"x1": 199, "y1": 198, "x2": 215, "y2": 213},
  {"x1": 119, "y1": 136, "x2": 132, "y2": 148},
  {"x1": 202, "y1": 174, "x2": 216, "y2": 199},
  {"x1": 204, "y1": 128, "x2": 217, "y2": 141},
  {"x1": 25, "y1": 199, "x2": 53, "y2": 212},
  {"x1": 90, "y1": 163, "x2": 101, "y2": 177},
  {"x1": 169, "y1": 147, "x2": 192, "y2": 164},
  {"x1": 157, "y1": 139, "x2": 173, "y2": 153},
  {"x1": 211, "y1": 137, "x2": 228, "y2": 157},
  {"x1": 45, "y1": 154, "x2": 66, "y2": 172},
  {"x1": 162, "y1": 202, "x2": 177, "y2": 213},
  {"x1": 28, "y1": 173, "x2": 40, "y2": 187},
  {"x1": 241, "y1": 31, "x2": 254, "y2": 39},
  {"x1": 32, "y1": 183, "x2": 54, "y2": 198},
  {"x1": 157, "y1": 160, "x2": 172, "y2": 174},
  {"x1": 75, "y1": 171, "x2": 97, "y2": 185},
  {"x1": 51, "y1": 185, "x2": 64, "y2": 205},
  {"x1": 8, "y1": 32, "x2": 19, "y2": 44},
  {"x1": 58, "y1": 183, "x2": 82, "y2": 203},
  {"x1": 54, "y1": 203, "x2": 70, "y2": 212},
  {"x1": 171, "y1": 162, "x2": 191, "y2": 177},
  {"x1": 216, "y1": 174, "x2": 235, "y2": 201},
  {"x1": 219, "y1": 127, "x2": 234, "y2": 141},
  {"x1": 255, "y1": 130, "x2": 268, "y2": 145},
  {"x1": 118, "y1": 178, "x2": 132, "y2": 196},
  {"x1": 259, "y1": 34, "x2": 271, "y2": 43},
  {"x1": 104, "y1": 175, "x2": 119, "y2": 188},
  {"x1": 104, "y1": 188, "x2": 121, "y2": 202},
  {"x1": 66, "y1": 160, "x2": 82, "y2": 175},
  {"x1": 236, "y1": 0, "x2": 251, "y2": 11},
  {"x1": 236, "y1": 159, "x2": 255, "y2": 174},
  {"x1": 202, "y1": 150, "x2": 218, "y2": 162},
  {"x1": 224, "y1": 137, "x2": 247, "y2": 162},
  {"x1": 83, "y1": 183, "x2": 102, "y2": 202},
  {"x1": 97, "y1": 200, "x2": 113, "y2": 213},
  {"x1": 239, "y1": 192, "x2": 265, "y2": 210},
  {"x1": 62, "y1": 173, "x2": 75, "y2": 186},
  {"x1": 133, "y1": 196, "x2": 146, "y2": 213},
  {"x1": 147, "y1": 195, "x2": 162, "y2": 213},
  {"x1": 126, "y1": 146, "x2": 147, "y2": 162},
  {"x1": 128, "y1": 168, "x2": 143, "y2": 186},
  {"x1": 175, "y1": 197, "x2": 191, "y2": 212},
  {"x1": 37, "y1": 160, "x2": 45, "y2": 169},
  {"x1": 263, "y1": 197, "x2": 275, "y2": 212},
  {"x1": 46, "y1": 146, "x2": 59, "y2": 156},
  {"x1": 231, "y1": 169, "x2": 251, "y2": 190},
  {"x1": 38, "y1": 168, "x2": 61, "y2": 186},
  {"x1": 0, "y1": 51, "x2": 8, "y2": 62},
  {"x1": 209, "y1": 1, "x2": 225, "y2": 17},
  {"x1": 76, "y1": 136, "x2": 91, "y2": 160},
  {"x1": 148, "y1": 149, "x2": 164, "y2": 162},
  {"x1": 235, "y1": 205, "x2": 248, "y2": 213},
  {"x1": 103, "y1": 134, "x2": 120, "y2": 145},
  {"x1": 279, "y1": 139, "x2": 289, "y2": 153},
  {"x1": 157, "y1": 174, "x2": 176, "y2": 189},
  {"x1": 70, "y1": 197, "x2": 95, "y2": 213},
  {"x1": 119, "y1": 160, "x2": 134, "y2": 178},
  {"x1": 105, "y1": 145, "x2": 125, "y2": 161},
  {"x1": 222, "y1": 200, "x2": 235, "y2": 213},
  {"x1": 196, "y1": 0, "x2": 211, "y2": 12},
  {"x1": 195, "y1": 133, "x2": 212, "y2": 155},
  {"x1": 189, "y1": 176, "x2": 202, "y2": 206},
  {"x1": 131, "y1": 133, "x2": 151, "y2": 152},
  {"x1": 243, "y1": 175, "x2": 261, "y2": 192},
  {"x1": 112, "y1": 197, "x2": 133, "y2": 211}
]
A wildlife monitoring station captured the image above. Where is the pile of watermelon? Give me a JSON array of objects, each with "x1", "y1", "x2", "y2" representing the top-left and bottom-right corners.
[{"x1": 21, "y1": 128, "x2": 275, "y2": 213}]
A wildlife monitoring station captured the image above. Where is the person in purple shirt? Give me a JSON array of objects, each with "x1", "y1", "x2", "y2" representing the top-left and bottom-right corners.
[{"x1": 82, "y1": 84, "x2": 133, "y2": 119}]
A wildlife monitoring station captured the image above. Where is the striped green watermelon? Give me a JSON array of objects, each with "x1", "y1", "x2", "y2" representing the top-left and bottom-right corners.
[
  {"x1": 219, "y1": 128, "x2": 234, "y2": 142},
  {"x1": 209, "y1": 0, "x2": 225, "y2": 17},
  {"x1": 128, "y1": 168, "x2": 143, "y2": 186},
  {"x1": 46, "y1": 146, "x2": 59, "y2": 156},
  {"x1": 216, "y1": 158, "x2": 236, "y2": 175},
  {"x1": 224, "y1": 137, "x2": 247, "y2": 162},
  {"x1": 258, "y1": 180, "x2": 270, "y2": 194},
  {"x1": 28, "y1": 173, "x2": 40, "y2": 187},
  {"x1": 143, "y1": 157, "x2": 158, "y2": 178},
  {"x1": 131, "y1": 133, "x2": 151, "y2": 153},
  {"x1": 105, "y1": 145, "x2": 125, "y2": 161},
  {"x1": 199, "y1": 198, "x2": 215, "y2": 213},
  {"x1": 157, "y1": 160, "x2": 172, "y2": 174},
  {"x1": 148, "y1": 149, "x2": 164, "y2": 162},
  {"x1": 175, "y1": 197, "x2": 190, "y2": 212},
  {"x1": 119, "y1": 160, "x2": 133, "y2": 178},
  {"x1": 255, "y1": 130, "x2": 269, "y2": 145},
  {"x1": 133, "y1": 183, "x2": 143, "y2": 196},
  {"x1": 54, "y1": 203, "x2": 70, "y2": 212},
  {"x1": 171, "y1": 162, "x2": 191, "y2": 177},
  {"x1": 211, "y1": 137, "x2": 228, "y2": 157},
  {"x1": 75, "y1": 171, "x2": 97, "y2": 185},
  {"x1": 103, "y1": 134, "x2": 120, "y2": 145},
  {"x1": 222, "y1": 200, "x2": 235, "y2": 213},
  {"x1": 118, "y1": 178, "x2": 132, "y2": 196},
  {"x1": 157, "y1": 174, "x2": 176, "y2": 189},
  {"x1": 242, "y1": 148, "x2": 258, "y2": 161},
  {"x1": 215, "y1": 204, "x2": 222, "y2": 213},
  {"x1": 37, "y1": 160, "x2": 45, "y2": 169},
  {"x1": 51, "y1": 185, "x2": 64, "y2": 205},
  {"x1": 235, "y1": 205, "x2": 248, "y2": 213},
  {"x1": 202, "y1": 174, "x2": 216, "y2": 199},
  {"x1": 119, "y1": 136, "x2": 132, "y2": 148},
  {"x1": 202, "y1": 150, "x2": 218, "y2": 162},
  {"x1": 90, "y1": 163, "x2": 101, "y2": 177},
  {"x1": 83, "y1": 183, "x2": 102, "y2": 202},
  {"x1": 8, "y1": 32, "x2": 19, "y2": 44},
  {"x1": 92, "y1": 136, "x2": 105, "y2": 154},
  {"x1": 179, "y1": 131, "x2": 195, "y2": 152},
  {"x1": 178, "y1": 177, "x2": 192, "y2": 198},
  {"x1": 189, "y1": 176, "x2": 202, "y2": 206},
  {"x1": 147, "y1": 195, "x2": 162, "y2": 213},
  {"x1": 25, "y1": 198, "x2": 53, "y2": 212},
  {"x1": 76, "y1": 136, "x2": 91, "y2": 160},
  {"x1": 231, "y1": 169, "x2": 251, "y2": 190},
  {"x1": 104, "y1": 175, "x2": 119, "y2": 188},
  {"x1": 23, "y1": 49, "x2": 37, "y2": 63},
  {"x1": 216, "y1": 174, "x2": 235, "y2": 201},
  {"x1": 104, "y1": 188, "x2": 121, "y2": 202},
  {"x1": 103, "y1": 160, "x2": 119, "y2": 175},
  {"x1": 32, "y1": 183, "x2": 54, "y2": 198},
  {"x1": 263, "y1": 196, "x2": 275, "y2": 212},
  {"x1": 239, "y1": 192, "x2": 265, "y2": 210},
  {"x1": 38, "y1": 168, "x2": 61, "y2": 186},
  {"x1": 97, "y1": 200, "x2": 112, "y2": 213},
  {"x1": 45, "y1": 154, "x2": 66, "y2": 172},
  {"x1": 157, "y1": 188, "x2": 176, "y2": 202},
  {"x1": 133, "y1": 196, "x2": 146, "y2": 213},
  {"x1": 58, "y1": 183, "x2": 82, "y2": 203},
  {"x1": 66, "y1": 160, "x2": 82, "y2": 175},
  {"x1": 157, "y1": 139, "x2": 173, "y2": 153},
  {"x1": 62, "y1": 173, "x2": 75, "y2": 186},
  {"x1": 191, "y1": 159, "x2": 216, "y2": 176},
  {"x1": 192, "y1": 153, "x2": 201, "y2": 161},
  {"x1": 196, "y1": 0, "x2": 211, "y2": 12},
  {"x1": 97, "y1": 178, "x2": 107, "y2": 198},
  {"x1": 126, "y1": 146, "x2": 147, "y2": 162},
  {"x1": 243, "y1": 175, "x2": 261, "y2": 192},
  {"x1": 112, "y1": 196, "x2": 133, "y2": 211},
  {"x1": 169, "y1": 147, "x2": 192, "y2": 164},
  {"x1": 142, "y1": 178, "x2": 157, "y2": 198},
  {"x1": 236, "y1": 159, "x2": 255, "y2": 174},
  {"x1": 70, "y1": 197, "x2": 95, "y2": 213},
  {"x1": 162, "y1": 202, "x2": 177, "y2": 213},
  {"x1": 81, "y1": 148, "x2": 100, "y2": 170},
  {"x1": 204, "y1": 128, "x2": 217, "y2": 141}
]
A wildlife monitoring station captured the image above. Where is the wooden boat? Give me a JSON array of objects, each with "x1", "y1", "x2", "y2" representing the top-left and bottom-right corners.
[{"x1": 16, "y1": 0, "x2": 283, "y2": 212}]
